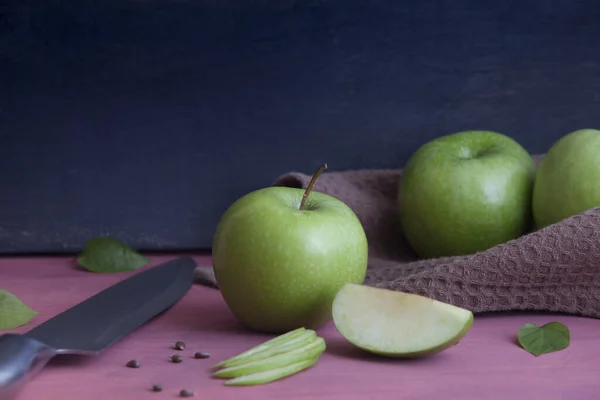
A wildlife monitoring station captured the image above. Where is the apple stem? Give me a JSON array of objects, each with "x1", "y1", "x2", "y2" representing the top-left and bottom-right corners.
[{"x1": 299, "y1": 163, "x2": 328, "y2": 211}]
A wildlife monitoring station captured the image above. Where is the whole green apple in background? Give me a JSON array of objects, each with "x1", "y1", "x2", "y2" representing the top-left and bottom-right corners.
[
  {"x1": 399, "y1": 130, "x2": 537, "y2": 259},
  {"x1": 533, "y1": 129, "x2": 600, "y2": 228},
  {"x1": 212, "y1": 164, "x2": 369, "y2": 333}
]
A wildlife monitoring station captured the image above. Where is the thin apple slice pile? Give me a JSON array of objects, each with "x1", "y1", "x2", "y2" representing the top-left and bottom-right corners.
[
  {"x1": 211, "y1": 327, "x2": 326, "y2": 386},
  {"x1": 332, "y1": 283, "x2": 474, "y2": 357},
  {"x1": 224, "y1": 358, "x2": 319, "y2": 387},
  {"x1": 212, "y1": 327, "x2": 308, "y2": 368},
  {"x1": 217, "y1": 329, "x2": 318, "y2": 368}
]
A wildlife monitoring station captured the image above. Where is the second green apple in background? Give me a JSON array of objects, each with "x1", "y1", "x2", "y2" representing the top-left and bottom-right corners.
[{"x1": 398, "y1": 130, "x2": 537, "y2": 259}]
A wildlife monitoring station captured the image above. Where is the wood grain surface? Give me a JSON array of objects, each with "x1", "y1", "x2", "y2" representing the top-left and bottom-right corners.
[{"x1": 1, "y1": 254, "x2": 599, "y2": 399}]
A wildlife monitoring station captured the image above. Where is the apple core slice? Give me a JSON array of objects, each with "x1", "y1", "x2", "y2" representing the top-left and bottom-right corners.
[{"x1": 332, "y1": 283, "x2": 474, "y2": 357}]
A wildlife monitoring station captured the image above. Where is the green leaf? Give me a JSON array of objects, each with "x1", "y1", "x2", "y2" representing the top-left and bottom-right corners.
[
  {"x1": 0, "y1": 290, "x2": 38, "y2": 330},
  {"x1": 517, "y1": 322, "x2": 570, "y2": 357},
  {"x1": 77, "y1": 237, "x2": 150, "y2": 273}
]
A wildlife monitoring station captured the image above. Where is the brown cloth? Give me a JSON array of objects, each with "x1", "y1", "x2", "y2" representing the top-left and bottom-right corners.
[{"x1": 194, "y1": 156, "x2": 600, "y2": 319}]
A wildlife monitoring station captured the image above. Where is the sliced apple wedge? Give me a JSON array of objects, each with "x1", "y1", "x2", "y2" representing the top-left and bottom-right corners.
[
  {"x1": 213, "y1": 336, "x2": 326, "y2": 379},
  {"x1": 212, "y1": 327, "x2": 306, "y2": 368},
  {"x1": 219, "y1": 330, "x2": 318, "y2": 368},
  {"x1": 332, "y1": 283, "x2": 474, "y2": 357},
  {"x1": 224, "y1": 357, "x2": 319, "y2": 386}
]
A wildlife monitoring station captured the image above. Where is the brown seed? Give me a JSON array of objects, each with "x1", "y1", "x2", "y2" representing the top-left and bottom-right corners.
[
  {"x1": 126, "y1": 359, "x2": 140, "y2": 368},
  {"x1": 174, "y1": 341, "x2": 186, "y2": 350},
  {"x1": 151, "y1": 384, "x2": 162, "y2": 392},
  {"x1": 193, "y1": 351, "x2": 210, "y2": 359},
  {"x1": 180, "y1": 389, "x2": 194, "y2": 397},
  {"x1": 171, "y1": 354, "x2": 183, "y2": 363}
]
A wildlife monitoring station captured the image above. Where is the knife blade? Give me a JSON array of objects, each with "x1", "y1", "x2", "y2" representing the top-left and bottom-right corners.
[{"x1": 0, "y1": 256, "x2": 197, "y2": 400}]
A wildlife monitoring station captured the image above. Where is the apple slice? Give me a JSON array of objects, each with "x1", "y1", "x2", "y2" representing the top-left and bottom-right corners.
[
  {"x1": 213, "y1": 337, "x2": 326, "y2": 379},
  {"x1": 332, "y1": 283, "x2": 474, "y2": 357},
  {"x1": 212, "y1": 327, "x2": 306, "y2": 368},
  {"x1": 218, "y1": 330, "x2": 318, "y2": 368},
  {"x1": 224, "y1": 357, "x2": 319, "y2": 386}
]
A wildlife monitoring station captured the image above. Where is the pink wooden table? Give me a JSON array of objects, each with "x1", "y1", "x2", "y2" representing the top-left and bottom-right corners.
[{"x1": 1, "y1": 254, "x2": 599, "y2": 400}]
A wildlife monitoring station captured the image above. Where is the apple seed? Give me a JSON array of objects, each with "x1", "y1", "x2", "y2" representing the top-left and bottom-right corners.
[
  {"x1": 151, "y1": 384, "x2": 162, "y2": 392},
  {"x1": 174, "y1": 341, "x2": 186, "y2": 350},
  {"x1": 171, "y1": 354, "x2": 183, "y2": 363},
  {"x1": 126, "y1": 359, "x2": 140, "y2": 368}
]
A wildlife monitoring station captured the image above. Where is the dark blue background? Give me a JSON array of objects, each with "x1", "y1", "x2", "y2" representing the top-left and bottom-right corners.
[{"x1": 2, "y1": 0, "x2": 599, "y2": 253}]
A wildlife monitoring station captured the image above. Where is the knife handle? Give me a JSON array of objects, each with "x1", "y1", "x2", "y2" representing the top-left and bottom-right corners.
[{"x1": 0, "y1": 333, "x2": 56, "y2": 400}]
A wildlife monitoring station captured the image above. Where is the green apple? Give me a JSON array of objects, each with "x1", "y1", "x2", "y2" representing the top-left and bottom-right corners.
[
  {"x1": 399, "y1": 130, "x2": 537, "y2": 258},
  {"x1": 332, "y1": 283, "x2": 474, "y2": 357},
  {"x1": 218, "y1": 329, "x2": 318, "y2": 368},
  {"x1": 212, "y1": 164, "x2": 369, "y2": 333},
  {"x1": 213, "y1": 336, "x2": 326, "y2": 378},
  {"x1": 533, "y1": 129, "x2": 600, "y2": 228},
  {"x1": 223, "y1": 358, "x2": 319, "y2": 386}
]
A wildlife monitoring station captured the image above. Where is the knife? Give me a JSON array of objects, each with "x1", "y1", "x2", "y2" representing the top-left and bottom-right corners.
[{"x1": 0, "y1": 256, "x2": 197, "y2": 400}]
